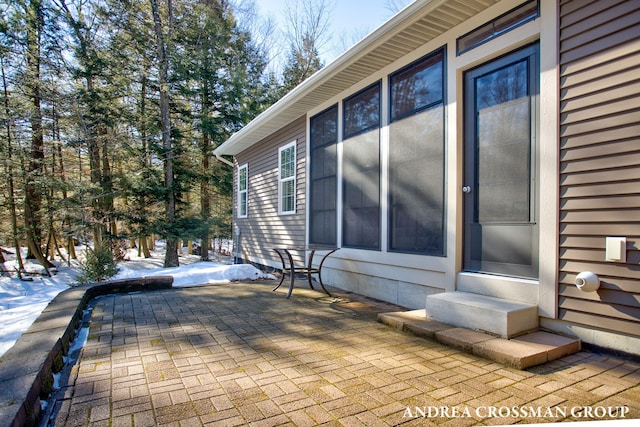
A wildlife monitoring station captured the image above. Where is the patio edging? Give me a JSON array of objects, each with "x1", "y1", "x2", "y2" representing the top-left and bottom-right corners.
[{"x1": 0, "y1": 276, "x2": 173, "y2": 427}]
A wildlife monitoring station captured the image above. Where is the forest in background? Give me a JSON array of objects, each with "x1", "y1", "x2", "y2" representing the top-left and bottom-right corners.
[{"x1": 0, "y1": 0, "x2": 334, "y2": 272}]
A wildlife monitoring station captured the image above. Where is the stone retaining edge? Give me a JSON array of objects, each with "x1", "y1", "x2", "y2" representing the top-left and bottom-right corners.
[{"x1": 0, "y1": 276, "x2": 174, "y2": 427}]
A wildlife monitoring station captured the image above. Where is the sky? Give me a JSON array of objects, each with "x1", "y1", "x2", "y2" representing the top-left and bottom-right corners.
[{"x1": 252, "y1": 0, "x2": 413, "y2": 67}]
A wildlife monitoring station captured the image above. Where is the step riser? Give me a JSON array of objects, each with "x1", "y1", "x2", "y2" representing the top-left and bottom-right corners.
[{"x1": 426, "y1": 292, "x2": 538, "y2": 338}]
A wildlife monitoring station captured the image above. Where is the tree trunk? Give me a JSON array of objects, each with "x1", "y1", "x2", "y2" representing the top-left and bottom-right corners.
[
  {"x1": 199, "y1": 77, "x2": 211, "y2": 261},
  {"x1": 140, "y1": 237, "x2": 151, "y2": 258},
  {"x1": 52, "y1": 101, "x2": 77, "y2": 262},
  {"x1": 56, "y1": 0, "x2": 109, "y2": 248},
  {"x1": 24, "y1": 0, "x2": 53, "y2": 269},
  {"x1": 101, "y1": 134, "x2": 115, "y2": 239},
  {"x1": 46, "y1": 231, "x2": 55, "y2": 260},
  {"x1": 137, "y1": 73, "x2": 152, "y2": 255},
  {"x1": 150, "y1": 0, "x2": 178, "y2": 267},
  {"x1": 0, "y1": 251, "x2": 8, "y2": 277},
  {"x1": 88, "y1": 78, "x2": 104, "y2": 248},
  {"x1": 1, "y1": 59, "x2": 25, "y2": 272},
  {"x1": 67, "y1": 238, "x2": 76, "y2": 262},
  {"x1": 199, "y1": 138, "x2": 210, "y2": 261},
  {"x1": 46, "y1": 127, "x2": 57, "y2": 261}
]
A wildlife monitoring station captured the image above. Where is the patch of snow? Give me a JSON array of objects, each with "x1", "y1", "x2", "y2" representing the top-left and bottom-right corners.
[
  {"x1": 0, "y1": 243, "x2": 274, "y2": 357},
  {"x1": 115, "y1": 262, "x2": 275, "y2": 287}
]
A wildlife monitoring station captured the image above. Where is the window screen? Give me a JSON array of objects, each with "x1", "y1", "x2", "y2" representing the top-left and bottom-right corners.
[
  {"x1": 342, "y1": 83, "x2": 381, "y2": 249},
  {"x1": 388, "y1": 49, "x2": 445, "y2": 255},
  {"x1": 309, "y1": 106, "x2": 338, "y2": 245}
]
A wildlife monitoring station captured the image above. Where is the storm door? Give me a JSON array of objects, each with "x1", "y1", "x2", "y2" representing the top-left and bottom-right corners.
[{"x1": 463, "y1": 44, "x2": 539, "y2": 279}]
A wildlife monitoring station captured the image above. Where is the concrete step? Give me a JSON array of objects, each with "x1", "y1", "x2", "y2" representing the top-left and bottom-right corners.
[
  {"x1": 378, "y1": 310, "x2": 580, "y2": 370},
  {"x1": 425, "y1": 291, "x2": 538, "y2": 338}
]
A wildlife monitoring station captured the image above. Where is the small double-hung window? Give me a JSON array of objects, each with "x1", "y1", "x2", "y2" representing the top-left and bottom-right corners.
[
  {"x1": 278, "y1": 141, "x2": 297, "y2": 214},
  {"x1": 237, "y1": 164, "x2": 248, "y2": 218}
]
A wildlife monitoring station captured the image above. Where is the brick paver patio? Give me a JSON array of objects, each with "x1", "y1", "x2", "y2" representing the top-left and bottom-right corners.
[{"x1": 52, "y1": 281, "x2": 640, "y2": 426}]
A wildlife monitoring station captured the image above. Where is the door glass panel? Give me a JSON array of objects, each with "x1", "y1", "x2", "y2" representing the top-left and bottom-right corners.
[
  {"x1": 475, "y1": 60, "x2": 530, "y2": 223},
  {"x1": 463, "y1": 43, "x2": 539, "y2": 279}
]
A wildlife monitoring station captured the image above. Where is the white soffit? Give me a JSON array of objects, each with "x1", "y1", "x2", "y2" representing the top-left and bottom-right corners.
[{"x1": 214, "y1": 0, "x2": 499, "y2": 157}]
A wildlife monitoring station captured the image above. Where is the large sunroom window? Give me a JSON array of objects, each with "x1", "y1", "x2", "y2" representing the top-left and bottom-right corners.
[
  {"x1": 388, "y1": 48, "x2": 445, "y2": 255},
  {"x1": 309, "y1": 105, "x2": 338, "y2": 245},
  {"x1": 342, "y1": 82, "x2": 381, "y2": 250}
]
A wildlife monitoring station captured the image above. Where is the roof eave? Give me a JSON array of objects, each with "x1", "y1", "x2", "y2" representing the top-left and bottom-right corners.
[{"x1": 214, "y1": 0, "x2": 490, "y2": 156}]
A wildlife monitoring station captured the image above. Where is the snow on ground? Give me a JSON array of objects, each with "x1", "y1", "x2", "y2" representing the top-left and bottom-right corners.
[
  {"x1": 0, "y1": 242, "x2": 275, "y2": 357},
  {"x1": 115, "y1": 255, "x2": 274, "y2": 287}
]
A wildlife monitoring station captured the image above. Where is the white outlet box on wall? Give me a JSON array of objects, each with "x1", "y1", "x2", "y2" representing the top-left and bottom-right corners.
[{"x1": 605, "y1": 236, "x2": 626, "y2": 263}]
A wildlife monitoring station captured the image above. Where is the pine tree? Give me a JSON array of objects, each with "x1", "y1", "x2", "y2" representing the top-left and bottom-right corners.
[
  {"x1": 54, "y1": 0, "x2": 120, "y2": 249},
  {"x1": 149, "y1": 0, "x2": 179, "y2": 267},
  {"x1": 23, "y1": 0, "x2": 54, "y2": 268},
  {"x1": 0, "y1": 0, "x2": 276, "y2": 265},
  {"x1": 281, "y1": 33, "x2": 323, "y2": 92},
  {"x1": 172, "y1": 0, "x2": 271, "y2": 261},
  {"x1": 0, "y1": 56, "x2": 26, "y2": 271},
  {"x1": 99, "y1": 0, "x2": 159, "y2": 258}
]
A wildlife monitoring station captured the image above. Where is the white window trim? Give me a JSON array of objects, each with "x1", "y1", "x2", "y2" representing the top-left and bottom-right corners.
[
  {"x1": 237, "y1": 163, "x2": 248, "y2": 218},
  {"x1": 278, "y1": 141, "x2": 297, "y2": 215}
]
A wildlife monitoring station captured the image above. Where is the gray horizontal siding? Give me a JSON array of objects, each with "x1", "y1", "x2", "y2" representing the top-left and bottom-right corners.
[
  {"x1": 234, "y1": 116, "x2": 307, "y2": 267},
  {"x1": 558, "y1": 0, "x2": 640, "y2": 336}
]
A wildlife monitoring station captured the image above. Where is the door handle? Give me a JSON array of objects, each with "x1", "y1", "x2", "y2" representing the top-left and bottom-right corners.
[{"x1": 462, "y1": 185, "x2": 472, "y2": 193}]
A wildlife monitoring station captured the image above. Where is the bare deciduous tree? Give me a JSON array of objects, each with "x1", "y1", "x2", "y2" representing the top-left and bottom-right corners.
[{"x1": 280, "y1": 0, "x2": 332, "y2": 91}]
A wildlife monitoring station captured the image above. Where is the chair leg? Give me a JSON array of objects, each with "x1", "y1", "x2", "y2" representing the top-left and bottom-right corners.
[
  {"x1": 273, "y1": 249, "x2": 287, "y2": 292},
  {"x1": 285, "y1": 249, "x2": 296, "y2": 299},
  {"x1": 316, "y1": 249, "x2": 337, "y2": 297},
  {"x1": 306, "y1": 250, "x2": 315, "y2": 290},
  {"x1": 273, "y1": 273, "x2": 285, "y2": 292},
  {"x1": 317, "y1": 270, "x2": 331, "y2": 297}
]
